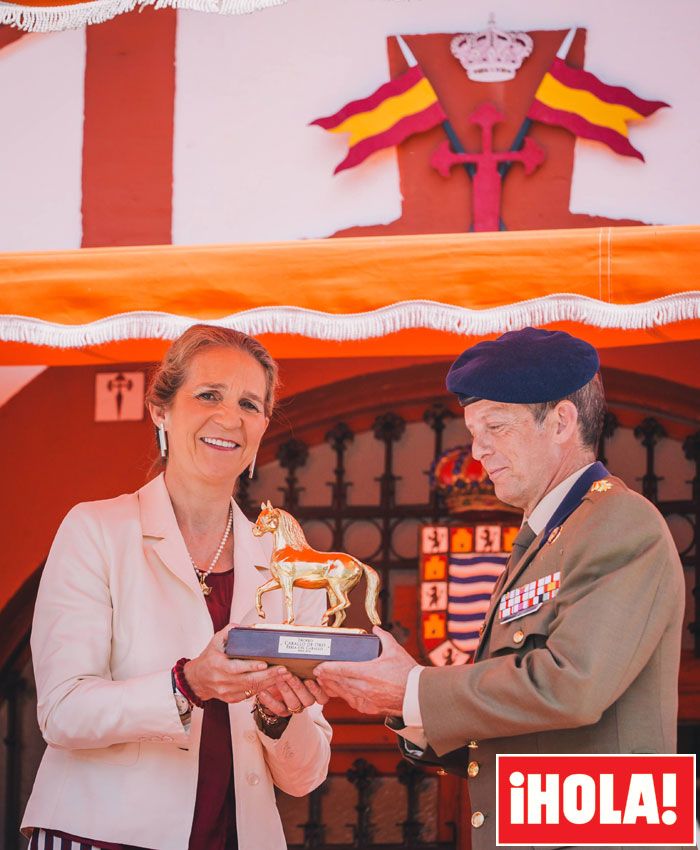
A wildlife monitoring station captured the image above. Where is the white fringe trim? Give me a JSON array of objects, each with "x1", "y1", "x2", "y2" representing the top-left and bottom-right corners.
[
  {"x1": 1, "y1": 293, "x2": 699, "y2": 349},
  {"x1": 0, "y1": 0, "x2": 286, "y2": 32}
]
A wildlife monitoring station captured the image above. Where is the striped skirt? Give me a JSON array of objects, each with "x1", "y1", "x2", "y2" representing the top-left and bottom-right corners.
[
  {"x1": 29, "y1": 828, "x2": 141, "y2": 850},
  {"x1": 30, "y1": 831, "x2": 100, "y2": 850}
]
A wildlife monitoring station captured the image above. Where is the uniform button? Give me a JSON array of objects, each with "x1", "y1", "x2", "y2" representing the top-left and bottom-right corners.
[
  {"x1": 471, "y1": 811, "x2": 485, "y2": 828},
  {"x1": 246, "y1": 772, "x2": 260, "y2": 786},
  {"x1": 436, "y1": 768, "x2": 447, "y2": 776},
  {"x1": 467, "y1": 761, "x2": 480, "y2": 778},
  {"x1": 468, "y1": 739, "x2": 479, "y2": 749},
  {"x1": 513, "y1": 629, "x2": 525, "y2": 644}
]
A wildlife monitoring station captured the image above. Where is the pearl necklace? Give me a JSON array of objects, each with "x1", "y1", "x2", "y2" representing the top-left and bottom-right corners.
[{"x1": 187, "y1": 506, "x2": 233, "y2": 596}]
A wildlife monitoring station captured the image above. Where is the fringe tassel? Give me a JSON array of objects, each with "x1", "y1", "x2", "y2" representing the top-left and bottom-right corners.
[
  {"x1": 0, "y1": 0, "x2": 286, "y2": 32},
  {"x1": 1, "y1": 293, "x2": 699, "y2": 349}
]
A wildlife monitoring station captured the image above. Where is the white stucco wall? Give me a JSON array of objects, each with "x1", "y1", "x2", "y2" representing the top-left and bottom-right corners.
[
  {"x1": 0, "y1": 30, "x2": 85, "y2": 252},
  {"x1": 173, "y1": 0, "x2": 700, "y2": 242},
  {"x1": 0, "y1": 1, "x2": 698, "y2": 251}
]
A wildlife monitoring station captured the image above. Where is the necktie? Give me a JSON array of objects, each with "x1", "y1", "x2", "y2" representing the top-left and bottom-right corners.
[
  {"x1": 477, "y1": 522, "x2": 537, "y2": 652},
  {"x1": 509, "y1": 521, "x2": 537, "y2": 570},
  {"x1": 487, "y1": 522, "x2": 536, "y2": 609}
]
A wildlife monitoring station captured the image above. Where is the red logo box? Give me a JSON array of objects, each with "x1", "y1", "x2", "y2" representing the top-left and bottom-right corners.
[{"x1": 497, "y1": 754, "x2": 696, "y2": 846}]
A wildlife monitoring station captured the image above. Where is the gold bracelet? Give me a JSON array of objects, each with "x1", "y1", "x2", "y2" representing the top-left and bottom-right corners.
[{"x1": 253, "y1": 699, "x2": 285, "y2": 726}]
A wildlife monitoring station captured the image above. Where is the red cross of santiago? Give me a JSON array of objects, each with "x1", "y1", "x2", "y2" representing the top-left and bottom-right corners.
[{"x1": 431, "y1": 103, "x2": 545, "y2": 232}]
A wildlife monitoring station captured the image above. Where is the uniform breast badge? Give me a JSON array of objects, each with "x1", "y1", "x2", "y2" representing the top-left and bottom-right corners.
[
  {"x1": 590, "y1": 479, "x2": 613, "y2": 493},
  {"x1": 499, "y1": 571, "x2": 561, "y2": 623}
]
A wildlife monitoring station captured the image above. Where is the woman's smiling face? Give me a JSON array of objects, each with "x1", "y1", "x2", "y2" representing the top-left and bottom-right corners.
[{"x1": 157, "y1": 345, "x2": 270, "y2": 484}]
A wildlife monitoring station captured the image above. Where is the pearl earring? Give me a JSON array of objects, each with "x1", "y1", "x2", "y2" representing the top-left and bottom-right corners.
[
  {"x1": 248, "y1": 453, "x2": 257, "y2": 479},
  {"x1": 157, "y1": 423, "x2": 168, "y2": 459}
]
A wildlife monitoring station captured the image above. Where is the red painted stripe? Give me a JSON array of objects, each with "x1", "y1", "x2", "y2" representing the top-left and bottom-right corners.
[
  {"x1": 311, "y1": 65, "x2": 424, "y2": 130},
  {"x1": 528, "y1": 100, "x2": 645, "y2": 161},
  {"x1": 548, "y1": 57, "x2": 669, "y2": 116},
  {"x1": 334, "y1": 100, "x2": 446, "y2": 173},
  {"x1": 81, "y1": 8, "x2": 176, "y2": 247}
]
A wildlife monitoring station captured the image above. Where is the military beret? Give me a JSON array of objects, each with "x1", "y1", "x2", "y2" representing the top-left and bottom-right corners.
[{"x1": 446, "y1": 327, "x2": 600, "y2": 404}]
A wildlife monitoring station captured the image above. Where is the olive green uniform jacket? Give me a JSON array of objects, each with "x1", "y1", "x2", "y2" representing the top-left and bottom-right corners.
[{"x1": 400, "y1": 476, "x2": 687, "y2": 850}]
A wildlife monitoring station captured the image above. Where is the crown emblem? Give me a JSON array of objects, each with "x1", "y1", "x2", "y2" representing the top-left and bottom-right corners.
[
  {"x1": 430, "y1": 444, "x2": 508, "y2": 514},
  {"x1": 450, "y1": 15, "x2": 533, "y2": 83}
]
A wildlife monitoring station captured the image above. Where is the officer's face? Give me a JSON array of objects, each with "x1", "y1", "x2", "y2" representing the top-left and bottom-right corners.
[{"x1": 463, "y1": 400, "x2": 561, "y2": 515}]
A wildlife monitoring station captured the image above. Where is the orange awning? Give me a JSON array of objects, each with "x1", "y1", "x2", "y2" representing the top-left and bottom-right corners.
[{"x1": 1, "y1": 225, "x2": 699, "y2": 365}]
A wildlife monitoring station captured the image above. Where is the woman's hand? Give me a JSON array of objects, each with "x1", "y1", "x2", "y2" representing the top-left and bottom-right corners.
[
  {"x1": 184, "y1": 623, "x2": 287, "y2": 703},
  {"x1": 256, "y1": 674, "x2": 330, "y2": 717}
]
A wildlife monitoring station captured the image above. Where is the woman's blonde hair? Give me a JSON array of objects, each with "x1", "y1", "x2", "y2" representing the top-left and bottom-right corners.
[{"x1": 146, "y1": 324, "x2": 278, "y2": 418}]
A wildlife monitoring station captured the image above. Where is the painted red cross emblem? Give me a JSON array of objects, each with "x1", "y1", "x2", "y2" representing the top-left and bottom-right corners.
[{"x1": 431, "y1": 102, "x2": 545, "y2": 232}]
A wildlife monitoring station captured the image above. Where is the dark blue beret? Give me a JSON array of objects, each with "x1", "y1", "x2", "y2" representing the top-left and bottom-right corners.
[{"x1": 446, "y1": 327, "x2": 600, "y2": 404}]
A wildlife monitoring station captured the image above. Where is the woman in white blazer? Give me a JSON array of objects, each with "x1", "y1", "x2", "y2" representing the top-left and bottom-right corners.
[{"x1": 22, "y1": 325, "x2": 332, "y2": 850}]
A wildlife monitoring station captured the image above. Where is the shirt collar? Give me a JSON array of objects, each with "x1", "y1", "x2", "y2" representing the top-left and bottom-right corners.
[{"x1": 525, "y1": 462, "x2": 595, "y2": 535}]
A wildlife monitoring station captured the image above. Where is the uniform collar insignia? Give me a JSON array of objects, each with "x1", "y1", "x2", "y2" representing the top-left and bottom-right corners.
[
  {"x1": 547, "y1": 526, "x2": 562, "y2": 545},
  {"x1": 590, "y1": 478, "x2": 613, "y2": 493}
]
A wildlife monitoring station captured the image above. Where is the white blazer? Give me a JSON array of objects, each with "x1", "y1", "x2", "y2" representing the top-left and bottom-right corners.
[{"x1": 22, "y1": 474, "x2": 331, "y2": 850}]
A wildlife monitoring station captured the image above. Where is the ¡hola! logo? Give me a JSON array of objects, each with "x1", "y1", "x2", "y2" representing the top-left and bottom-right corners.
[{"x1": 496, "y1": 754, "x2": 697, "y2": 846}]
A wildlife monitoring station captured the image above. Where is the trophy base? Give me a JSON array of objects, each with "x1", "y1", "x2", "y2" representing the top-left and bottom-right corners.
[{"x1": 225, "y1": 624, "x2": 381, "y2": 678}]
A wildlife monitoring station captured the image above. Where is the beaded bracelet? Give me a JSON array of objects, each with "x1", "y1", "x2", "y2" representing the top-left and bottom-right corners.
[{"x1": 173, "y1": 657, "x2": 205, "y2": 709}]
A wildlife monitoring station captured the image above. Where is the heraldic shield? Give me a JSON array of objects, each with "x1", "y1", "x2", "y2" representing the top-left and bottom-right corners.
[{"x1": 418, "y1": 522, "x2": 519, "y2": 666}]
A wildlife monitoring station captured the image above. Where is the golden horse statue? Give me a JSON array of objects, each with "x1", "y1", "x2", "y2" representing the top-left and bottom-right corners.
[{"x1": 252, "y1": 501, "x2": 381, "y2": 628}]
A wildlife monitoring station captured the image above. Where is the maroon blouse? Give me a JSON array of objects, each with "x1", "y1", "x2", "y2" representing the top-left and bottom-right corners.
[
  {"x1": 188, "y1": 568, "x2": 238, "y2": 850},
  {"x1": 36, "y1": 569, "x2": 238, "y2": 850}
]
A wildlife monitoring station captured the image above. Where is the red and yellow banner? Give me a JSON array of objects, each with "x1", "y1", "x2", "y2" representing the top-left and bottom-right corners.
[
  {"x1": 528, "y1": 57, "x2": 668, "y2": 160},
  {"x1": 311, "y1": 65, "x2": 446, "y2": 173}
]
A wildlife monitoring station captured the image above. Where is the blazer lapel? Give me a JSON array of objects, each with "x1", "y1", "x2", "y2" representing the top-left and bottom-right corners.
[
  {"x1": 230, "y1": 500, "x2": 272, "y2": 625},
  {"x1": 138, "y1": 474, "x2": 204, "y2": 599}
]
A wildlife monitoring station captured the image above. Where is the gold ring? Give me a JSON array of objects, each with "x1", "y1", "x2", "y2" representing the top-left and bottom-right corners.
[
  {"x1": 290, "y1": 705, "x2": 304, "y2": 714},
  {"x1": 244, "y1": 688, "x2": 255, "y2": 699}
]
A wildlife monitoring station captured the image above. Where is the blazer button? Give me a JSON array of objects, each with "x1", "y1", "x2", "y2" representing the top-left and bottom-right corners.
[
  {"x1": 513, "y1": 629, "x2": 525, "y2": 644},
  {"x1": 471, "y1": 811, "x2": 485, "y2": 828},
  {"x1": 246, "y1": 772, "x2": 260, "y2": 786},
  {"x1": 468, "y1": 739, "x2": 479, "y2": 749},
  {"x1": 467, "y1": 761, "x2": 480, "y2": 778}
]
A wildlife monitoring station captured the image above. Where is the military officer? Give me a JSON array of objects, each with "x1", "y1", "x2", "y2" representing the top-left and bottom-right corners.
[{"x1": 315, "y1": 327, "x2": 686, "y2": 850}]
